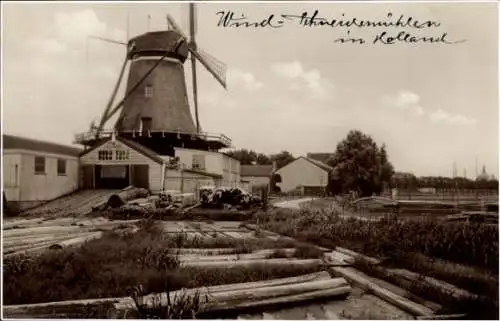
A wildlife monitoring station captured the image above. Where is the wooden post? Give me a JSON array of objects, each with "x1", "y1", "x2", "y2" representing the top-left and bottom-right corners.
[{"x1": 262, "y1": 185, "x2": 268, "y2": 211}]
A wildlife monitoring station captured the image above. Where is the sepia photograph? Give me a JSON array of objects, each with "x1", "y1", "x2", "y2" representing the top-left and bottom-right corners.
[{"x1": 1, "y1": 1, "x2": 499, "y2": 319}]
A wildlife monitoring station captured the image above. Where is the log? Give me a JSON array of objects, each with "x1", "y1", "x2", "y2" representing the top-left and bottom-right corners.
[
  {"x1": 181, "y1": 258, "x2": 323, "y2": 268},
  {"x1": 51, "y1": 232, "x2": 104, "y2": 248},
  {"x1": 4, "y1": 231, "x2": 94, "y2": 248},
  {"x1": 330, "y1": 266, "x2": 434, "y2": 317},
  {"x1": 204, "y1": 286, "x2": 352, "y2": 313},
  {"x1": 5, "y1": 232, "x2": 104, "y2": 258},
  {"x1": 123, "y1": 278, "x2": 350, "y2": 311},
  {"x1": 4, "y1": 230, "x2": 95, "y2": 247},
  {"x1": 324, "y1": 250, "x2": 356, "y2": 266},
  {"x1": 4, "y1": 272, "x2": 339, "y2": 318},
  {"x1": 93, "y1": 187, "x2": 149, "y2": 211},
  {"x1": 179, "y1": 249, "x2": 298, "y2": 262},
  {"x1": 5, "y1": 240, "x2": 66, "y2": 254},
  {"x1": 387, "y1": 268, "x2": 473, "y2": 299},
  {"x1": 4, "y1": 243, "x2": 65, "y2": 258},
  {"x1": 416, "y1": 313, "x2": 467, "y2": 320},
  {"x1": 4, "y1": 225, "x2": 83, "y2": 238},
  {"x1": 243, "y1": 224, "x2": 331, "y2": 251},
  {"x1": 3, "y1": 218, "x2": 46, "y2": 229},
  {"x1": 167, "y1": 248, "x2": 241, "y2": 255},
  {"x1": 182, "y1": 202, "x2": 202, "y2": 214},
  {"x1": 334, "y1": 246, "x2": 381, "y2": 265}
]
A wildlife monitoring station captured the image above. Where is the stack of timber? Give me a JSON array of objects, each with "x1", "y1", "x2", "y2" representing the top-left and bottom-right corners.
[
  {"x1": 92, "y1": 186, "x2": 150, "y2": 211},
  {"x1": 3, "y1": 217, "x2": 140, "y2": 257},
  {"x1": 3, "y1": 272, "x2": 352, "y2": 319},
  {"x1": 22, "y1": 189, "x2": 120, "y2": 216}
]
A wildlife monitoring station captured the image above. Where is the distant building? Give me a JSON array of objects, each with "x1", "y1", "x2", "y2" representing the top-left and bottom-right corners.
[
  {"x1": 476, "y1": 165, "x2": 491, "y2": 181},
  {"x1": 240, "y1": 164, "x2": 275, "y2": 192},
  {"x1": 275, "y1": 157, "x2": 332, "y2": 194},
  {"x1": 3, "y1": 134, "x2": 81, "y2": 211}
]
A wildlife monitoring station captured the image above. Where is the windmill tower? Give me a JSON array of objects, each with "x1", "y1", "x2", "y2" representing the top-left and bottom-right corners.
[{"x1": 75, "y1": 4, "x2": 230, "y2": 156}]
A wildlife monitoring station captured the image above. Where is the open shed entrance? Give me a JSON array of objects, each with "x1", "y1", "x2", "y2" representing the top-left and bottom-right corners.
[{"x1": 95, "y1": 165, "x2": 130, "y2": 189}]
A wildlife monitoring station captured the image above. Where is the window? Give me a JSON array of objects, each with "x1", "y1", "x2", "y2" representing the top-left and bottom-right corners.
[
  {"x1": 192, "y1": 155, "x2": 206, "y2": 170},
  {"x1": 34, "y1": 156, "x2": 45, "y2": 174},
  {"x1": 57, "y1": 159, "x2": 66, "y2": 176},
  {"x1": 116, "y1": 150, "x2": 129, "y2": 160},
  {"x1": 145, "y1": 85, "x2": 153, "y2": 98},
  {"x1": 98, "y1": 150, "x2": 113, "y2": 160}
]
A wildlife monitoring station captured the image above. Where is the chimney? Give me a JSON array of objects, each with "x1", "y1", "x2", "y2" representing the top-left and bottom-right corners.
[{"x1": 272, "y1": 161, "x2": 277, "y2": 173}]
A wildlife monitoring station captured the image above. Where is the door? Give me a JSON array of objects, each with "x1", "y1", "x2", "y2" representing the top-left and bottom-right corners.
[
  {"x1": 131, "y1": 165, "x2": 149, "y2": 189},
  {"x1": 141, "y1": 117, "x2": 152, "y2": 135},
  {"x1": 95, "y1": 165, "x2": 129, "y2": 189},
  {"x1": 81, "y1": 165, "x2": 94, "y2": 189}
]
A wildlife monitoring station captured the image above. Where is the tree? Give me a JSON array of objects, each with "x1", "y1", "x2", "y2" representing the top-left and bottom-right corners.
[
  {"x1": 256, "y1": 153, "x2": 272, "y2": 165},
  {"x1": 225, "y1": 149, "x2": 273, "y2": 165},
  {"x1": 225, "y1": 149, "x2": 257, "y2": 165},
  {"x1": 270, "y1": 151, "x2": 295, "y2": 169},
  {"x1": 270, "y1": 173, "x2": 282, "y2": 193},
  {"x1": 328, "y1": 130, "x2": 394, "y2": 197}
]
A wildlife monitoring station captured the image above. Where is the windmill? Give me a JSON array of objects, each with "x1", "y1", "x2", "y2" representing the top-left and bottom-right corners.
[{"x1": 76, "y1": 4, "x2": 230, "y2": 154}]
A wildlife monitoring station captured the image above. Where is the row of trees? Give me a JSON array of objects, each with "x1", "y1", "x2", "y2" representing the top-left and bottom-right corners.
[
  {"x1": 391, "y1": 173, "x2": 498, "y2": 192},
  {"x1": 227, "y1": 130, "x2": 497, "y2": 197},
  {"x1": 224, "y1": 149, "x2": 295, "y2": 169}
]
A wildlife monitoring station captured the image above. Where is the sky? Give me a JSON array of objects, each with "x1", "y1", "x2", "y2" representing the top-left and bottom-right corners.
[{"x1": 2, "y1": 1, "x2": 498, "y2": 178}]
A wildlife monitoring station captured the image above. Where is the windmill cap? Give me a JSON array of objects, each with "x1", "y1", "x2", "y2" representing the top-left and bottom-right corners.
[{"x1": 128, "y1": 30, "x2": 189, "y2": 61}]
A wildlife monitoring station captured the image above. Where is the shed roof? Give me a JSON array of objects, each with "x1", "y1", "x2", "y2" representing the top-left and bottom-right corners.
[
  {"x1": 306, "y1": 153, "x2": 335, "y2": 163},
  {"x1": 3, "y1": 134, "x2": 82, "y2": 157},
  {"x1": 276, "y1": 156, "x2": 333, "y2": 173},
  {"x1": 240, "y1": 165, "x2": 273, "y2": 177},
  {"x1": 303, "y1": 157, "x2": 333, "y2": 172},
  {"x1": 183, "y1": 168, "x2": 222, "y2": 179}
]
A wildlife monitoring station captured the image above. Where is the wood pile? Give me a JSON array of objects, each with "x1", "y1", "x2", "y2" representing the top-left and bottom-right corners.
[
  {"x1": 4, "y1": 272, "x2": 352, "y2": 319},
  {"x1": 3, "y1": 217, "x2": 140, "y2": 258},
  {"x1": 92, "y1": 186, "x2": 150, "y2": 212},
  {"x1": 22, "y1": 190, "x2": 119, "y2": 216}
]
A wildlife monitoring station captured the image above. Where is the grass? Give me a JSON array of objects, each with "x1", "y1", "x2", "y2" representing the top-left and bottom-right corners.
[
  {"x1": 4, "y1": 219, "x2": 322, "y2": 307},
  {"x1": 257, "y1": 208, "x2": 498, "y2": 271},
  {"x1": 257, "y1": 207, "x2": 499, "y2": 318},
  {"x1": 131, "y1": 285, "x2": 205, "y2": 319}
]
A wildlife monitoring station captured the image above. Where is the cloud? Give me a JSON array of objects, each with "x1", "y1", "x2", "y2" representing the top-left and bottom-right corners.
[
  {"x1": 227, "y1": 70, "x2": 263, "y2": 91},
  {"x1": 27, "y1": 10, "x2": 126, "y2": 57},
  {"x1": 271, "y1": 61, "x2": 334, "y2": 100},
  {"x1": 429, "y1": 109, "x2": 477, "y2": 125},
  {"x1": 54, "y1": 10, "x2": 125, "y2": 46},
  {"x1": 381, "y1": 90, "x2": 425, "y2": 117}
]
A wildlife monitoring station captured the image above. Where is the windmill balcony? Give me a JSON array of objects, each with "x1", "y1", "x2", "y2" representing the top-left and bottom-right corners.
[{"x1": 74, "y1": 129, "x2": 232, "y2": 148}]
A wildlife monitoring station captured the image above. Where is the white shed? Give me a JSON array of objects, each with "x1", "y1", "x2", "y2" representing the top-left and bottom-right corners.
[
  {"x1": 275, "y1": 157, "x2": 332, "y2": 193},
  {"x1": 3, "y1": 134, "x2": 81, "y2": 210}
]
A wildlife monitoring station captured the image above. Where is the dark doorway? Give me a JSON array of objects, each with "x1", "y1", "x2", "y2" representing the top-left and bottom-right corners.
[
  {"x1": 131, "y1": 165, "x2": 149, "y2": 189},
  {"x1": 81, "y1": 165, "x2": 94, "y2": 189},
  {"x1": 141, "y1": 117, "x2": 152, "y2": 135},
  {"x1": 95, "y1": 165, "x2": 130, "y2": 189}
]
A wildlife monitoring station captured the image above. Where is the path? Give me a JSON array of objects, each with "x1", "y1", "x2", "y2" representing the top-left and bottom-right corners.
[
  {"x1": 274, "y1": 197, "x2": 379, "y2": 222},
  {"x1": 273, "y1": 197, "x2": 314, "y2": 209}
]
